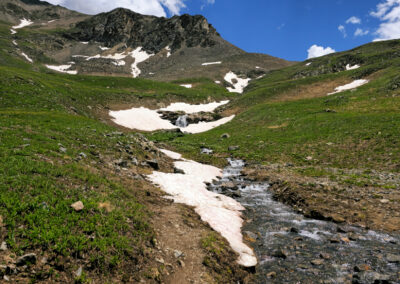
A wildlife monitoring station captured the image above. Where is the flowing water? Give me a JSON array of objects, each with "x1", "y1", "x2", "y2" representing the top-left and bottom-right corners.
[
  {"x1": 208, "y1": 159, "x2": 400, "y2": 283},
  {"x1": 175, "y1": 115, "x2": 188, "y2": 128}
]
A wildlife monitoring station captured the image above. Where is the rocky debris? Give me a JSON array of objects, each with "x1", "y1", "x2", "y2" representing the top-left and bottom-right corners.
[
  {"x1": 158, "y1": 111, "x2": 222, "y2": 126},
  {"x1": 220, "y1": 182, "x2": 238, "y2": 191},
  {"x1": 145, "y1": 159, "x2": 159, "y2": 170},
  {"x1": 228, "y1": 145, "x2": 240, "y2": 151},
  {"x1": 310, "y1": 259, "x2": 324, "y2": 266},
  {"x1": 178, "y1": 260, "x2": 185, "y2": 267},
  {"x1": 71, "y1": 201, "x2": 84, "y2": 212},
  {"x1": 173, "y1": 167, "x2": 185, "y2": 174},
  {"x1": 267, "y1": 271, "x2": 276, "y2": 279},
  {"x1": 59, "y1": 147, "x2": 67, "y2": 153},
  {"x1": 16, "y1": 253, "x2": 37, "y2": 266},
  {"x1": 173, "y1": 250, "x2": 184, "y2": 258},
  {"x1": 200, "y1": 147, "x2": 213, "y2": 155},
  {"x1": 272, "y1": 249, "x2": 287, "y2": 259},
  {"x1": 78, "y1": 152, "x2": 87, "y2": 159},
  {"x1": 386, "y1": 254, "x2": 400, "y2": 263},
  {"x1": 221, "y1": 133, "x2": 230, "y2": 139},
  {"x1": 0, "y1": 242, "x2": 7, "y2": 251}
]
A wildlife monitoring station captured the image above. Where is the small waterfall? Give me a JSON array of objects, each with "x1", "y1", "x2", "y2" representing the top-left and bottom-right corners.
[{"x1": 175, "y1": 115, "x2": 188, "y2": 128}]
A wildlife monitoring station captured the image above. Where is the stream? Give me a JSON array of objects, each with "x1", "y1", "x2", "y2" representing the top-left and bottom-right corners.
[{"x1": 208, "y1": 159, "x2": 400, "y2": 283}]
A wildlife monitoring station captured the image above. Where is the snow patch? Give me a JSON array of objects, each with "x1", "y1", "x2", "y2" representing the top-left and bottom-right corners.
[
  {"x1": 160, "y1": 100, "x2": 229, "y2": 114},
  {"x1": 306, "y1": 62, "x2": 312, "y2": 66},
  {"x1": 48, "y1": 20, "x2": 56, "y2": 23},
  {"x1": 346, "y1": 64, "x2": 360, "y2": 70},
  {"x1": 182, "y1": 116, "x2": 235, "y2": 134},
  {"x1": 215, "y1": 80, "x2": 221, "y2": 84},
  {"x1": 180, "y1": 84, "x2": 192, "y2": 89},
  {"x1": 160, "y1": 149, "x2": 182, "y2": 160},
  {"x1": 45, "y1": 64, "x2": 77, "y2": 75},
  {"x1": 21, "y1": 52, "x2": 33, "y2": 63},
  {"x1": 81, "y1": 41, "x2": 89, "y2": 45},
  {"x1": 129, "y1": 47, "x2": 154, "y2": 78},
  {"x1": 202, "y1": 61, "x2": 222, "y2": 66},
  {"x1": 224, "y1": 72, "x2": 251, "y2": 94},
  {"x1": 10, "y1": 29, "x2": 17, "y2": 35},
  {"x1": 255, "y1": 66, "x2": 260, "y2": 69},
  {"x1": 148, "y1": 150, "x2": 257, "y2": 267},
  {"x1": 99, "y1": 46, "x2": 110, "y2": 51},
  {"x1": 12, "y1": 19, "x2": 33, "y2": 30},
  {"x1": 112, "y1": 60, "x2": 126, "y2": 66},
  {"x1": 12, "y1": 40, "x2": 18, "y2": 46},
  {"x1": 165, "y1": 46, "x2": 171, "y2": 58},
  {"x1": 328, "y1": 79, "x2": 369, "y2": 95}
]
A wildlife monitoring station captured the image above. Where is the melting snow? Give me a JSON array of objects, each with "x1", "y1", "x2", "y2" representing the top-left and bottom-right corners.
[
  {"x1": 346, "y1": 64, "x2": 360, "y2": 70},
  {"x1": 182, "y1": 116, "x2": 235, "y2": 134},
  {"x1": 148, "y1": 150, "x2": 257, "y2": 267},
  {"x1": 110, "y1": 101, "x2": 234, "y2": 133},
  {"x1": 12, "y1": 19, "x2": 33, "y2": 30},
  {"x1": 10, "y1": 29, "x2": 17, "y2": 35},
  {"x1": 224, "y1": 71, "x2": 251, "y2": 94},
  {"x1": 328, "y1": 79, "x2": 369, "y2": 95},
  {"x1": 129, "y1": 47, "x2": 154, "y2": 78},
  {"x1": 180, "y1": 84, "x2": 192, "y2": 89},
  {"x1": 202, "y1": 61, "x2": 222, "y2": 66},
  {"x1": 86, "y1": 52, "x2": 127, "y2": 61},
  {"x1": 21, "y1": 52, "x2": 33, "y2": 63},
  {"x1": 81, "y1": 41, "x2": 89, "y2": 45},
  {"x1": 306, "y1": 62, "x2": 312, "y2": 66},
  {"x1": 160, "y1": 100, "x2": 229, "y2": 114},
  {"x1": 45, "y1": 64, "x2": 77, "y2": 75},
  {"x1": 215, "y1": 80, "x2": 221, "y2": 84},
  {"x1": 99, "y1": 46, "x2": 110, "y2": 51},
  {"x1": 12, "y1": 40, "x2": 17, "y2": 46}
]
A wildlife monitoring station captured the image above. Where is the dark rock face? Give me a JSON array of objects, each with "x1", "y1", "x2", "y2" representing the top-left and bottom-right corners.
[{"x1": 67, "y1": 8, "x2": 219, "y2": 54}]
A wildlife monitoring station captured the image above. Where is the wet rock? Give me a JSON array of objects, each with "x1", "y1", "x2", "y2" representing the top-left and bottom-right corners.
[
  {"x1": 220, "y1": 182, "x2": 238, "y2": 191},
  {"x1": 386, "y1": 254, "x2": 400, "y2": 263},
  {"x1": 244, "y1": 231, "x2": 258, "y2": 241},
  {"x1": 330, "y1": 238, "x2": 340, "y2": 243},
  {"x1": 146, "y1": 159, "x2": 159, "y2": 170},
  {"x1": 71, "y1": 201, "x2": 84, "y2": 212},
  {"x1": 290, "y1": 227, "x2": 299, "y2": 234},
  {"x1": 16, "y1": 253, "x2": 37, "y2": 266},
  {"x1": 272, "y1": 249, "x2": 287, "y2": 259}
]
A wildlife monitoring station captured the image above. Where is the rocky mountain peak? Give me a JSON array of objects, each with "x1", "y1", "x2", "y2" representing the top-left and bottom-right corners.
[{"x1": 66, "y1": 8, "x2": 219, "y2": 54}]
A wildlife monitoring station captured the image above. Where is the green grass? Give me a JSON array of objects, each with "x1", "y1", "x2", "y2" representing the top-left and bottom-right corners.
[{"x1": 151, "y1": 40, "x2": 400, "y2": 174}]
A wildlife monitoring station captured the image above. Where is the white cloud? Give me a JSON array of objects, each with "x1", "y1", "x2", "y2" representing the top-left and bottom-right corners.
[
  {"x1": 371, "y1": 0, "x2": 400, "y2": 41},
  {"x1": 354, "y1": 28, "x2": 369, "y2": 36},
  {"x1": 43, "y1": 0, "x2": 187, "y2": 17},
  {"x1": 346, "y1": 16, "x2": 361, "y2": 24},
  {"x1": 338, "y1": 25, "x2": 347, "y2": 38},
  {"x1": 307, "y1": 44, "x2": 336, "y2": 59}
]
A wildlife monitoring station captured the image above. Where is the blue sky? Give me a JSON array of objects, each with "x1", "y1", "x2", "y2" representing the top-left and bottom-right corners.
[{"x1": 45, "y1": 0, "x2": 400, "y2": 61}]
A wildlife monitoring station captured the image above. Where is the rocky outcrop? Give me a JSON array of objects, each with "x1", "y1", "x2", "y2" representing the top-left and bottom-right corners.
[{"x1": 66, "y1": 8, "x2": 220, "y2": 54}]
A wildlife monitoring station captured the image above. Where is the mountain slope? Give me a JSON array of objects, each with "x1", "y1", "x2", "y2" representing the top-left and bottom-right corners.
[{"x1": 1, "y1": 0, "x2": 293, "y2": 83}]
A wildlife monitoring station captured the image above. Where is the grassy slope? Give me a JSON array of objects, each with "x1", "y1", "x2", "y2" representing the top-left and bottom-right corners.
[
  {"x1": 0, "y1": 21, "x2": 235, "y2": 282},
  {"x1": 154, "y1": 40, "x2": 400, "y2": 178}
]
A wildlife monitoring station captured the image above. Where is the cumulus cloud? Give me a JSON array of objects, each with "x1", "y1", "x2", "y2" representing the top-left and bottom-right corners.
[
  {"x1": 338, "y1": 25, "x2": 347, "y2": 38},
  {"x1": 307, "y1": 44, "x2": 336, "y2": 59},
  {"x1": 346, "y1": 16, "x2": 361, "y2": 24},
  {"x1": 354, "y1": 28, "x2": 369, "y2": 36},
  {"x1": 371, "y1": 0, "x2": 400, "y2": 41},
  {"x1": 43, "y1": 0, "x2": 187, "y2": 17}
]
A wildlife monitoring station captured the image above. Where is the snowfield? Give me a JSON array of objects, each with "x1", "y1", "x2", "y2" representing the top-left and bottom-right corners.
[
  {"x1": 224, "y1": 72, "x2": 251, "y2": 93},
  {"x1": 328, "y1": 79, "x2": 369, "y2": 95},
  {"x1": 45, "y1": 64, "x2": 77, "y2": 75},
  {"x1": 148, "y1": 150, "x2": 257, "y2": 267},
  {"x1": 110, "y1": 101, "x2": 234, "y2": 133}
]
